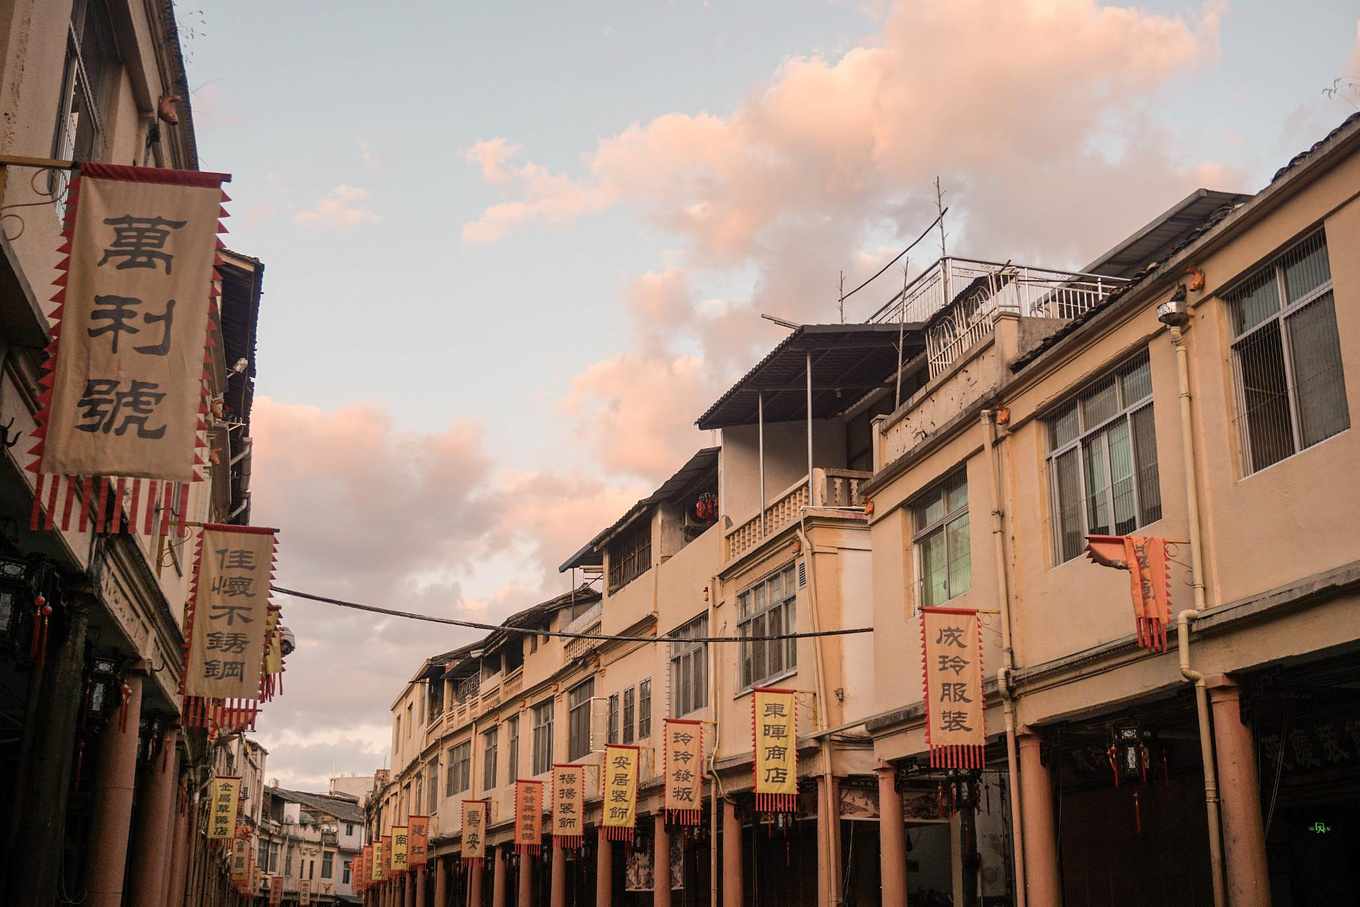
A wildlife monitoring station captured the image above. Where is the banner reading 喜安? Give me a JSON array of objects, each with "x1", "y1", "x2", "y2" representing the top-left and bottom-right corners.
[
  {"x1": 208, "y1": 775, "x2": 241, "y2": 839},
  {"x1": 551, "y1": 764, "x2": 585, "y2": 848},
  {"x1": 921, "y1": 607, "x2": 984, "y2": 768},
  {"x1": 461, "y1": 800, "x2": 487, "y2": 866},
  {"x1": 602, "y1": 744, "x2": 639, "y2": 843},
  {"x1": 753, "y1": 688, "x2": 797, "y2": 813},
  {"x1": 663, "y1": 719, "x2": 703, "y2": 826}
]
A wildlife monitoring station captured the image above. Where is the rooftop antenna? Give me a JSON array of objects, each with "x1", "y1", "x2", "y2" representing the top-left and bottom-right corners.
[
  {"x1": 934, "y1": 176, "x2": 949, "y2": 259},
  {"x1": 895, "y1": 260, "x2": 910, "y2": 410},
  {"x1": 838, "y1": 270, "x2": 845, "y2": 323}
]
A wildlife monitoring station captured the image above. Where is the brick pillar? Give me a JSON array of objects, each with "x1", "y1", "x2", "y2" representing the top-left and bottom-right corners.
[
  {"x1": 654, "y1": 817, "x2": 672, "y2": 907},
  {"x1": 877, "y1": 765, "x2": 908, "y2": 907},
  {"x1": 518, "y1": 850, "x2": 533, "y2": 907},
  {"x1": 1017, "y1": 732, "x2": 1061, "y2": 907},
  {"x1": 595, "y1": 833, "x2": 613, "y2": 906},
  {"x1": 435, "y1": 857, "x2": 448, "y2": 907},
  {"x1": 722, "y1": 798, "x2": 742, "y2": 907},
  {"x1": 85, "y1": 671, "x2": 144, "y2": 907},
  {"x1": 128, "y1": 727, "x2": 180, "y2": 906},
  {"x1": 1209, "y1": 682, "x2": 1270, "y2": 907}
]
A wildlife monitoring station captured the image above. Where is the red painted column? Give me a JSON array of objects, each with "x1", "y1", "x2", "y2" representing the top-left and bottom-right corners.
[
  {"x1": 409, "y1": 871, "x2": 419, "y2": 907},
  {"x1": 654, "y1": 816, "x2": 672, "y2": 907},
  {"x1": 550, "y1": 841, "x2": 567, "y2": 907},
  {"x1": 877, "y1": 765, "x2": 908, "y2": 907},
  {"x1": 165, "y1": 786, "x2": 190, "y2": 907},
  {"x1": 469, "y1": 856, "x2": 485, "y2": 907},
  {"x1": 517, "y1": 851, "x2": 533, "y2": 907},
  {"x1": 1209, "y1": 682, "x2": 1270, "y2": 907},
  {"x1": 84, "y1": 671, "x2": 144, "y2": 907},
  {"x1": 595, "y1": 833, "x2": 613, "y2": 906},
  {"x1": 492, "y1": 845, "x2": 507, "y2": 907},
  {"x1": 722, "y1": 798, "x2": 742, "y2": 907},
  {"x1": 129, "y1": 727, "x2": 180, "y2": 906},
  {"x1": 435, "y1": 857, "x2": 448, "y2": 907},
  {"x1": 1017, "y1": 732, "x2": 1061, "y2": 907}
]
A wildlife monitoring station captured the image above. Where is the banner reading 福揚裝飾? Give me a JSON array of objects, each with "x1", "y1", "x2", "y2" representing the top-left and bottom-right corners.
[{"x1": 551, "y1": 764, "x2": 585, "y2": 848}]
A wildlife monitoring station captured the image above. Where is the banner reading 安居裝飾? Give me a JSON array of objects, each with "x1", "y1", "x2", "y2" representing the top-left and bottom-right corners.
[
  {"x1": 601, "y1": 744, "x2": 639, "y2": 843},
  {"x1": 208, "y1": 776, "x2": 240, "y2": 839},
  {"x1": 752, "y1": 688, "x2": 797, "y2": 813},
  {"x1": 409, "y1": 815, "x2": 430, "y2": 869},
  {"x1": 461, "y1": 800, "x2": 488, "y2": 866},
  {"x1": 181, "y1": 524, "x2": 277, "y2": 727},
  {"x1": 663, "y1": 719, "x2": 703, "y2": 826},
  {"x1": 30, "y1": 163, "x2": 230, "y2": 534},
  {"x1": 921, "y1": 607, "x2": 985, "y2": 769},
  {"x1": 551, "y1": 764, "x2": 585, "y2": 848},
  {"x1": 514, "y1": 780, "x2": 543, "y2": 856}
]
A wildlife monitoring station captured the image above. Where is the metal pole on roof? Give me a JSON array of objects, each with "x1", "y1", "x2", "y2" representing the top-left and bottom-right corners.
[
  {"x1": 806, "y1": 350, "x2": 814, "y2": 507},
  {"x1": 758, "y1": 391, "x2": 766, "y2": 538},
  {"x1": 896, "y1": 262, "x2": 909, "y2": 410}
]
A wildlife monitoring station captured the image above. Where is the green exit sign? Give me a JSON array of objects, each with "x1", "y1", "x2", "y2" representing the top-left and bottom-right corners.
[{"x1": 1307, "y1": 821, "x2": 1332, "y2": 834}]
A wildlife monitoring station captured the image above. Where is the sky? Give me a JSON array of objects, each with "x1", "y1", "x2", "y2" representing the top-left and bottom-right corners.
[{"x1": 180, "y1": 0, "x2": 1360, "y2": 789}]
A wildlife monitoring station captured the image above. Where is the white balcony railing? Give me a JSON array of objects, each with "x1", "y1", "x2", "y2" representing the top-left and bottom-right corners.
[
  {"x1": 724, "y1": 469, "x2": 870, "y2": 562},
  {"x1": 868, "y1": 257, "x2": 1127, "y2": 378}
]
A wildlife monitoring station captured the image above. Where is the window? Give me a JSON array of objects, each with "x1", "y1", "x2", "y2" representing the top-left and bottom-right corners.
[
  {"x1": 608, "y1": 520, "x2": 652, "y2": 591},
  {"x1": 622, "y1": 687, "x2": 636, "y2": 744},
  {"x1": 531, "y1": 700, "x2": 554, "y2": 775},
  {"x1": 427, "y1": 762, "x2": 438, "y2": 813},
  {"x1": 322, "y1": 852, "x2": 334, "y2": 879},
  {"x1": 482, "y1": 727, "x2": 498, "y2": 791},
  {"x1": 911, "y1": 470, "x2": 972, "y2": 608},
  {"x1": 268, "y1": 842, "x2": 279, "y2": 873},
  {"x1": 1228, "y1": 230, "x2": 1347, "y2": 474},
  {"x1": 507, "y1": 715, "x2": 520, "y2": 782},
  {"x1": 406, "y1": 703, "x2": 413, "y2": 739},
  {"x1": 1047, "y1": 352, "x2": 1163, "y2": 563},
  {"x1": 343, "y1": 861, "x2": 352, "y2": 885},
  {"x1": 670, "y1": 615, "x2": 709, "y2": 716},
  {"x1": 285, "y1": 846, "x2": 293, "y2": 878},
  {"x1": 414, "y1": 773, "x2": 423, "y2": 816},
  {"x1": 567, "y1": 679, "x2": 594, "y2": 761},
  {"x1": 638, "y1": 679, "x2": 652, "y2": 739},
  {"x1": 258, "y1": 840, "x2": 269, "y2": 874},
  {"x1": 738, "y1": 565, "x2": 798, "y2": 689},
  {"x1": 54, "y1": 0, "x2": 120, "y2": 168},
  {"x1": 607, "y1": 693, "x2": 620, "y2": 745},
  {"x1": 446, "y1": 742, "x2": 471, "y2": 796},
  {"x1": 345, "y1": 823, "x2": 355, "y2": 837}
]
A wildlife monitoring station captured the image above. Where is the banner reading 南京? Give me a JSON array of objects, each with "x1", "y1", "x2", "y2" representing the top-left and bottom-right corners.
[
  {"x1": 30, "y1": 163, "x2": 230, "y2": 533},
  {"x1": 208, "y1": 775, "x2": 240, "y2": 839},
  {"x1": 663, "y1": 719, "x2": 703, "y2": 826},
  {"x1": 514, "y1": 780, "x2": 543, "y2": 856},
  {"x1": 392, "y1": 825, "x2": 409, "y2": 873},
  {"x1": 551, "y1": 764, "x2": 585, "y2": 848},
  {"x1": 921, "y1": 607, "x2": 984, "y2": 768},
  {"x1": 753, "y1": 688, "x2": 797, "y2": 813},
  {"x1": 602, "y1": 744, "x2": 639, "y2": 842},
  {"x1": 462, "y1": 800, "x2": 487, "y2": 866},
  {"x1": 409, "y1": 815, "x2": 429, "y2": 869}
]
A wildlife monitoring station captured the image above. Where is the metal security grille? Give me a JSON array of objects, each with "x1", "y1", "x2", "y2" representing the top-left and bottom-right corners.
[{"x1": 1229, "y1": 229, "x2": 1348, "y2": 475}]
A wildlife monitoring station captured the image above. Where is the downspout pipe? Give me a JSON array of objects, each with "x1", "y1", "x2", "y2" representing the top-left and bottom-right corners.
[
  {"x1": 1169, "y1": 322, "x2": 1226, "y2": 907},
  {"x1": 796, "y1": 519, "x2": 839, "y2": 907},
  {"x1": 982, "y1": 409, "x2": 1025, "y2": 907}
]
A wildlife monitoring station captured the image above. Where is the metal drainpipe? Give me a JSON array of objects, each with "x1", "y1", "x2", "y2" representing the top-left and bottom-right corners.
[
  {"x1": 796, "y1": 519, "x2": 839, "y2": 907},
  {"x1": 981, "y1": 410, "x2": 1026, "y2": 907},
  {"x1": 1170, "y1": 323, "x2": 1226, "y2": 907},
  {"x1": 707, "y1": 573, "x2": 721, "y2": 907}
]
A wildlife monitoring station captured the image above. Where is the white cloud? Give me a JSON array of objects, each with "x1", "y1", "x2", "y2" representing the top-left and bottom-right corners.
[{"x1": 294, "y1": 184, "x2": 381, "y2": 229}]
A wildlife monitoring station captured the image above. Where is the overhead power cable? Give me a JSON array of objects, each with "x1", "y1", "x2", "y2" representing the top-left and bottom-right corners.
[
  {"x1": 840, "y1": 207, "x2": 948, "y2": 303},
  {"x1": 272, "y1": 586, "x2": 872, "y2": 644}
]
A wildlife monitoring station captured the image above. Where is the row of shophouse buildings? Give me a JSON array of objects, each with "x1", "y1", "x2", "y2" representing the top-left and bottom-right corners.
[
  {"x1": 0, "y1": 2, "x2": 288, "y2": 905},
  {"x1": 366, "y1": 110, "x2": 1360, "y2": 907}
]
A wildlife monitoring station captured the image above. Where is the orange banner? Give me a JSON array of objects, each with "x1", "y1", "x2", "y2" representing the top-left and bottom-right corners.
[
  {"x1": 462, "y1": 800, "x2": 488, "y2": 865},
  {"x1": 409, "y1": 814, "x2": 430, "y2": 868},
  {"x1": 229, "y1": 834, "x2": 250, "y2": 881},
  {"x1": 921, "y1": 607, "x2": 984, "y2": 768},
  {"x1": 601, "y1": 744, "x2": 639, "y2": 842},
  {"x1": 515, "y1": 780, "x2": 544, "y2": 856},
  {"x1": 753, "y1": 688, "x2": 797, "y2": 813},
  {"x1": 208, "y1": 776, "x2": 240, "y2": 839},
  {"x1": 663, "y1": 719, "x2": 703, "y2": 825},
  {"x1": 551, "y1": 764, "x2": 585, "y2": 847},
  {"x1": 383, "y1": 835, "x2": 393, "y2": 878},
  {"x1": 269, "y1": 875, "x2": 283, "y2": 905}
]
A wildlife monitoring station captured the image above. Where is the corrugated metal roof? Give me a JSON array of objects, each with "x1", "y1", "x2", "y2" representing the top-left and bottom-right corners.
[{"x1": 1082, "y1": 189, "x2": 1253, "y2": 280}]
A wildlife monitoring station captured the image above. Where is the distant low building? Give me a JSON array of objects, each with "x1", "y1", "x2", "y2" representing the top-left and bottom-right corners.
[{"x1": 257, "y1": 786, "x2": 366, "y2": 904}]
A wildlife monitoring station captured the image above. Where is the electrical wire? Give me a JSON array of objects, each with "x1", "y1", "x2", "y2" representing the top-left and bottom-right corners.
[
  {"x1": 840, "y1": 208, "x2": 948, "y2": 303},
  {"x1": 271, "y1": 586, "x2": 872, "y2": 644}
]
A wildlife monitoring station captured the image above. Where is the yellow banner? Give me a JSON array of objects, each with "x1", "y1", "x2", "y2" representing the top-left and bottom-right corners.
[
  {"x1": 753, "y1": 689, "x2": 797, "y2": 808},
  {"x1": 409, "y1": 815, "x2": 430, "y2": 868},
  {"x1": 601, "y1": 745, "x2": 639, "y2": 840},
  {"x1": 208, "y1": 776, "x2": 241, "y2": 839},
  {"x1": 229, "y1": 835, "x2": 250, "y2": 880},
  {"x1": 663, "y1": 720, "x2": 703, "y2": 821},
  {"x1": 371, "y1": 840, "x2": 385, "y2": 881},
  {"x1": 921, "y1": 608, "x2": 984, "y2": 767},
  {"x1": 184, "y1": 525, "x2": 276, "y2": 701},
  {"x1": 551, "y1": 764, "x2": 585, "y2": 842},
  {"x1": 462, "y1": 800, "x2": 488, "y2": 862},
  {"x1": 392, "y1": 825, "x2": 409, "y2": 872}
]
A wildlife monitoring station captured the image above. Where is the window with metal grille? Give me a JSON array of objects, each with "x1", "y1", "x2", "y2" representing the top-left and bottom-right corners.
[
  {"x1": 531, "y1": 700, "x2": 554, "y2": 775},
  {"x1": 669, "y1": 615, "x2": 709, "y2": 717},
  {"x1": 738, "y1": 564, "x2": 798, "y2": 690},
  {"x1": 622, "y1": 687, "x2": 636, "y2": 744},
  {"x1": 1228, "y1": 229, "x2": 1347, "y2": 475},
  {"x1": 1047, "y1": 351, "x2": 1162, "y2": 563},
  {"x1": 607, "y1": 693, "x2": 620, "y2": 744},
  {"x1": 638, "y1": 678, "x2": 652, "y2": 739},
  {"x1": 506, "y1": 715, "x2": 519, "y2": 782},
  {"x1": 607, "y1": 520, "x2": 652, "y2": 591},
  {"x1": 446, "y1": 741, "x2": 470, "y2": 796},
  {"x1": 54, "y1": 0, "x2": 120, "y2": 169},
  {"x1": 911, "y1": 469, "x2": 971, "y2": 609},
  {"x1": 567, "y1": 679, "x2": 594, "y2": 761},
  {"x1": 482, "y1": 727, "x2": 498, "y2": 792}
]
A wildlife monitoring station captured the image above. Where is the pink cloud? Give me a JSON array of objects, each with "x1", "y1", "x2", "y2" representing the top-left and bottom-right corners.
[{"x1": 294, "y1": 184, "x2": 381, "y2": 229}]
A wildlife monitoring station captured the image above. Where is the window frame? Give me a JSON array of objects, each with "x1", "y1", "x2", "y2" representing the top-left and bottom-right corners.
[
  {"x1": 737, "y1": 564, "x2": 799, "y2": 691},
  {"x1": 622, "y1": 687, "x2": 636, "y2": 744},
  {"x1": 910, "y1": 469, "x2": 972, "y2": 610},
  {"x1": 322, "y1": 851, "x2": 334, "y2": 880},
  {"x1": 567, "y1": 679, "x2": 594, "y2": 761},
  {"x1": 607, "y1": 692, "x2": 620, "y2": 745},
  {"x1": 530, "y1": 699, "x2": 554, "y2": 776},
  {"x1": 1046, "y1": 350, "x2": 1163, "y2": 564},
  {"x1": 669, "y1": 615, "x2": 709, "y2": 717},
  {"x1": 446, "y1": 741, "x2": 471, "y2": 796},
  {"x1": 607, "y1": 519, "x2": 653, "y2": 591},
  {"x1": 481, "y1": 726, "x2": 498, "y2": 792},
  {"x1": 638, "y1": 678, "x2": 652, "y2": 739},
  {"x1": 506, "y1": 715, "x2": 519, "y2": 783}
]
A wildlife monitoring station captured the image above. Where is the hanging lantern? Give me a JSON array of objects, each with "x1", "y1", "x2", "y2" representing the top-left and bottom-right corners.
[
  {"x1": 1108, "y1": 723, "x2": 1152, "y2": 787},
  {"x1": 0, "y1": 553, "x2": 34, "y2": 654},
  {"x1": 83, "y1": 657, "x2": 122, "y2": 729}
]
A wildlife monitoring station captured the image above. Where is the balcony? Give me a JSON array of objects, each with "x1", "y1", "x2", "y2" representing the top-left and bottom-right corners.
[
  {"x1": 725, "y1": 468, "x2": 870, "y2": 562},
  {"x1": 868, "y1": 257, "x2": 1127, "y2": 378}
]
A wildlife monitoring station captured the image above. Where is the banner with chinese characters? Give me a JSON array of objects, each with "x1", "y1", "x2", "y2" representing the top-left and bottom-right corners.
[
  {"x1": 372, "y1": 839, "x2": 385, "y2": 882},
  {"x1": 382, "y1": 835, "x2": 393, "y2": 879},
  {"x1": 207, "y1": 775, "x2": 240, "y2": 839},
  {"x1": 920, "y1": 607, "x2": 984, "y2": 768},
  {"x1": 29, "y1": 163, "x2": 230, "y2": 533},
  {"x1": 392, "y1": 825, "x2": 409, "y2": 873},
  {"x1": 601, "y1": 744, "x2": 639, "y2": 842},
  {"x1": 299, "y1": 878, "x2": 312, "y2": 905},
  {"x1": 663, "y1": 719, "x2": 703, "y2": 825},
  {"x1": 181, "y1": 524, "x2": 277, "y2": 728},
  {"x1": 551, "y1": 764, "x2": 585, "y2": 848},
  {"x1": 409, "y1": 815, "x2": 430, "y2": 869},
  {"x1": 360, "y1": 845, "x2": 372, "y2": 890},
  {"x1": 514, "y1": 779, "x2": 543, "y2": 856},
  {"x1": 269, "y1": 874, "x2": 283, "y2": 906},
  {"x1": 262, "y1": 606, "x2": 285, "y2": 700},
  {"x1": 1084, "y1": 535, "x2": 1173, "y2": 652},
  {"x1": 462, "y1": 800, "x2": 488, "y2": 866},
  {"x1": 752, "y1": 688, "x2": 797, "y2": 813},
  {"x1": 229, "y1": 833, "x2": 250, "y2": 883}
]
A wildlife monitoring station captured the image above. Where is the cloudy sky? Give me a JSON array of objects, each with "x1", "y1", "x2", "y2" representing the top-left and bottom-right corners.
[{"x1": 183, "y1": 0, "x2": 1360, "y2": 789}]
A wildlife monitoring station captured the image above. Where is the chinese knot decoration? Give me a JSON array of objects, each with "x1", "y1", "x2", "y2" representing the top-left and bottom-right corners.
[{"x1": 920, "y1": 608, "x2": 985, "y2": 769}]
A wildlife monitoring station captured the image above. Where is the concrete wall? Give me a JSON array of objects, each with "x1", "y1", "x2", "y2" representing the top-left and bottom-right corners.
[{"x1": 722, "y1": 418, "x2": 846, "y2": 526}]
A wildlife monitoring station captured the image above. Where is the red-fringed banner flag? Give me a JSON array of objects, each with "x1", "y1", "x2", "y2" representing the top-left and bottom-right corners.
[
  {"x1": 514, "y1": 779, "x2": 544, "y2": 856},
  {"x1": 29, "y1": 163, "x2": 230, "y2": 534},
  {"x1": 921, "y1": 607, "x2": 985, "y2": 769},
  {"x1": 601, "y1": 744, "x2": 639, "y2": 843},
  {"x1": 1085, "y1": 535, "x2": 1173, "y2": 652},
  {"x1": 752, "y1": 688, "x2": 797, "y2": 813},
  {"x1": 462, "y1": 800, "x2": 488, "y2": 866},
  {"x1": 663, "y1": 719, "x2": 703, "y2": 826},
  {"x1": 551, "y1": 764, "x2": 585, "y2": 849},
  {"x1": 409, "y1": 815, "x2": 430, "y2": 869}
]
